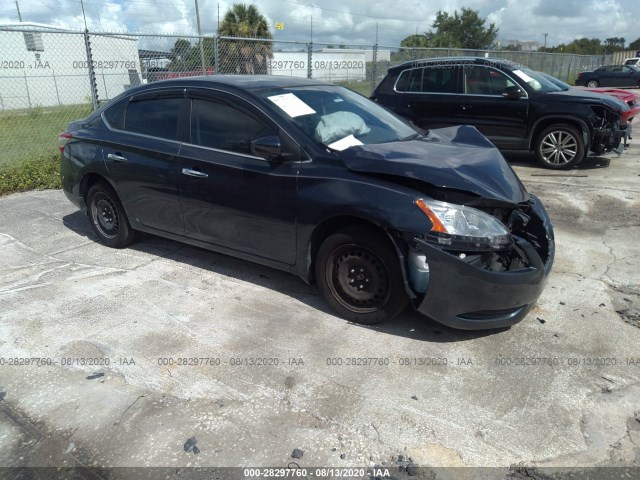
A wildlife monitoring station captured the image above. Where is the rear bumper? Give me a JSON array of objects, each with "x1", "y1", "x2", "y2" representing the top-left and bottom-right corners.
[
  {"x1": 60, "y1": 153, "x2": 85, "y2": 212},
  {"x1": 411, "y1": 197, "x2": 554, "y2": 330}
]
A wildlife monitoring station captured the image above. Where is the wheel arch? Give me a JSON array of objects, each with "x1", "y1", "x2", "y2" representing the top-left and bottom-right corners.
[
  {"x1": 528, "y1": 116, "x2": 590, "y2": 152},
  {"x1": 305, "y1": 215, "x2": 406, "y2": 285},
  {"x1": 80, "y1": 172, "x2": 113, "y2": 206}
]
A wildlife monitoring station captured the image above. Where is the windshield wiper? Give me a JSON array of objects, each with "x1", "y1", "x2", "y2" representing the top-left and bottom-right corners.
[{"x1": 401, "y1": 132, "x2": 422, "y2": 141}]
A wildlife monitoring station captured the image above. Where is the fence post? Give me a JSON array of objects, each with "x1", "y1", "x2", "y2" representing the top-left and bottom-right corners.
[
  {"x1": 23, "y1": 71, "x2": 32, "y2": 109},
  {"x1": 83, "y1": 29, "x2": 99, "y2": 110},
  {"x1": 214, "y1": 35, "x2": 219, "y2": 74},
  {"x1": 372, "y1": 42, "x2": 378, "y2": 92},
  {"x1": 307, "y1": 42, "x2": 313, "y2": 79},
  {"x1": 102, "y1": 72, "x2": 109, "y2": 101},
  {"x1": 565, "y1": 55, "x2": 573, "y2": 83}
]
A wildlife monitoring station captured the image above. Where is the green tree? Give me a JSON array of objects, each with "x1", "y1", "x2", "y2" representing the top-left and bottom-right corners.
[
  {"x1": 604, "y1": 37, "x2": 625, "y2": 53},
  {"x1": 629, "y1": 37, "x2": 640, "y2": 51},
  {"x1": 400, "y1": 34, "x2": 430, "y2": 48},
  {"x1": 545, "y1": 38, "x2": 602, "y2": 55},
  {"x1": 502, "y1": 43, "x2": 522, "y2": 52},
  {"x1": 426, "y1": 8, "x2": 498, "y2": 49},
  {"x1": 218, "y1": 3, "x2": 273, "y2": 74},
  {"x1": 167, "y1": 37, "x2": 215, "y2": 72}
]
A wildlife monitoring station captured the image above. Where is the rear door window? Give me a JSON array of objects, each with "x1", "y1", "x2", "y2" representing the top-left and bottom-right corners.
[
  {"x1": 103, "y1": 98, "x2": 128, "y2": 129},
  {"x1": 464, "y1": 66, "x2": 515, "y2": 95},
  {"x1": 124, "y1": 96, "x2": 182, "y2": 140},
  {"x1": 396, "y1": 66, "x2": 457, "y2": 93}
]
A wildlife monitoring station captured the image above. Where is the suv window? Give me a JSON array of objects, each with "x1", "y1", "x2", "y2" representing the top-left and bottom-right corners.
[
  {"x1": 190, "y1": 98, "x2": 268, "y2": 154},
  {"x1": 463, "y1": 66, "x2": 515, "y2": 95},
  {"x1": 396, "y1": 66, "x2": 457, "y2": 93},
  {"x1": 124, "y1": 97, "x2": 182, "y2": 140}
]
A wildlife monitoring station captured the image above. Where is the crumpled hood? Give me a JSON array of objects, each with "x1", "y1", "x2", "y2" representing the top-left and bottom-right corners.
[
  {"x1": 339, "y1": 125, "x2": 529, "y2": 204},
  {"x1": 548, "y1": 88, "x2": 628, "y2": 111}
]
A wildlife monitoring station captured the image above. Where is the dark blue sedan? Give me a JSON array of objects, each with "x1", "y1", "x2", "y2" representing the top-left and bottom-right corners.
[
  {"x1": 576, "y1": 65, "x2": 640, "y2": 88},
  {"x1": 59, "y1": 75, "x2": 554, "y2": 330}
]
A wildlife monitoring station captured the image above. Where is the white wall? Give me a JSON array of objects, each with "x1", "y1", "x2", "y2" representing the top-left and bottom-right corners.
[
  {"x1": 0, "y1": 29, "x2": 141, "y2": 110},
  {"x1": 269, "y1": 51, "x2": 366, "y2": 81},
  {"x1": 321, "y1": 48, "x2": 391, "y2": 63}
]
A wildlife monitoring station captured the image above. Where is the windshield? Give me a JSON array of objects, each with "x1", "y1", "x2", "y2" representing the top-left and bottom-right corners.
[
  {"x1": 260, "y1": 85, "x2": 417, "y2": 150},
  {"x1": 537, "y1": 72, "x2": 571, "y2": 91},
  {"x1": 510, "y1": 67, "x2": 563, "y2": 93}
]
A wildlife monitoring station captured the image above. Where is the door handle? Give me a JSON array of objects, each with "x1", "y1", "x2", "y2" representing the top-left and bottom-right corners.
[
  {"x1": 181, "y1": 168, "x2": 208, "y2": 178},
  {"x1": 107, "y1": 153, "x2": 127, "y2": 162}
]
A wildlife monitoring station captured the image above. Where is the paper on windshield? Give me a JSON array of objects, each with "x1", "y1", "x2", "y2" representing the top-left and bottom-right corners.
[
  {"x1": 512, "y1": 69, "x2": 534, "y2": 83},
  {"x1": 327, "y1": 134, "x2": 364, "y2": 151},
  {"x1": 267, "y1": 93, "x2": 316, "y2": 117}
]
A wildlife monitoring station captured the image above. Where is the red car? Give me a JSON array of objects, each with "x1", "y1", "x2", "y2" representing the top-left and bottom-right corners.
[
  {"x1": 538, "y1": 72, "x2": 639, "y2": 125},
  {"x1": 583, "y1": 87, "x2": 640, "y2": 124}
]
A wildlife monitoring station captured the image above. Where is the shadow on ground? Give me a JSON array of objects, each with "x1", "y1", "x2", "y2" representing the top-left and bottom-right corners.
[
  {"x1": 62, "y1": 211, "x2": 503, "y2": 343},
  {"x1": 503, "y1": 151, "x2": 612, "y2": 170}
]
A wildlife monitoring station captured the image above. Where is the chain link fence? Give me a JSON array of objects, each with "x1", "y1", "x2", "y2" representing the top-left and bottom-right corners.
[{"x1": 0, "y1": 25, "x2": 613, "y2": 172}]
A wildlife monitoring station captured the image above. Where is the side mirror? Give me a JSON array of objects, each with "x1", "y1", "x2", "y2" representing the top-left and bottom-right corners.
[
  {"x1": 502, "y1": 86, "x2": 525, "y2": 99},
  {"x1": 251, "y1": 135, "x2": 282, "y2": 160}
]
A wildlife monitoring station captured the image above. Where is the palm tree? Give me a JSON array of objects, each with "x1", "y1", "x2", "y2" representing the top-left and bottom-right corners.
[{"x1": 218, "y1": 4, "x2": 273, "y2": 74}]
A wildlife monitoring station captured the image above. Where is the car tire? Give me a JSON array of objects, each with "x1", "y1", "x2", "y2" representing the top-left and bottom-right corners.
[
  {"x1": 535, "y1": 124, "x2": 586, "y2": 169},
  {"x1": 86, "y1": 181, "x2": 137, "y2": 248},
  {"x1": 315, "y1": 227, "x2": 409, "y2": 324},
  {"x1": 586, "y1": 80, "x2": 599, "y2": 88}
]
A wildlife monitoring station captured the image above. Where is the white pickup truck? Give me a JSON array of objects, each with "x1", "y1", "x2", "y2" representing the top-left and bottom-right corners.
[{"x1": 624, "y1": 58, "x2": 640, "y2": 67}]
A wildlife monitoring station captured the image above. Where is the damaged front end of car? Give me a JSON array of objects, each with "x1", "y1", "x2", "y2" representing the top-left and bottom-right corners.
[
  {"x1": 589, "y1": 104, "x2": 629, "y2": 156},
  {"x1": 340, "y1": 125, "x2": 555, "y2": 329},
  {"x1": 402, "y1": 194, "x2": 554, "y2": 329}
]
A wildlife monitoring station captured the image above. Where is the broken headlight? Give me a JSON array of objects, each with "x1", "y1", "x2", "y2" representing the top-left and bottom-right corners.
[{"x1": 416, "y1": 199, "x2": 513, "y2": 251}]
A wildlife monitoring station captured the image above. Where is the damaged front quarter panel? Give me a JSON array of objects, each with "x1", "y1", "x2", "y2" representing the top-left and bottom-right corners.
[
  {"x1": 337, "y1": 125, "x2": 555, "y2": 329},
  {"x1": 402, "y1": 195, "x2": 555, "y2": 330}
]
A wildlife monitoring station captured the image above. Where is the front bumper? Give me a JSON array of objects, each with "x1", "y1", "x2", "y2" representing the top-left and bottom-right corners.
[
  {"x1": 410, "y1": 197, "x2": 555, "y2": 330},
  {"x1": 592, "y1": 121, "x2": 629, "y2": 156}
]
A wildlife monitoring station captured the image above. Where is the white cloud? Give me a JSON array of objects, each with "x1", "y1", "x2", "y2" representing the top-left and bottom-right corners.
[{"x1": 1, "y1": 0, "x2": 639, "y2": 48}]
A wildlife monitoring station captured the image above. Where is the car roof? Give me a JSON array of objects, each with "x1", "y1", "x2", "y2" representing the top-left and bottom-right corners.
[
  {"x1": 123, "y1": 75, "x2": 332, "y2": 97},
  {"x1": 388, "y1": 56, "x2": 518, "y2": 72}
]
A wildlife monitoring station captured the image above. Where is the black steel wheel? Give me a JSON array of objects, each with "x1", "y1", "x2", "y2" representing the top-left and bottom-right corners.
[
  {"x1": 87, "y1": 182, "x2": 137, "y2": 248},
  {"x1": 315, "y1": 227, "x2": 409, "y2": 324},
  {"x1": 535, "y1": 124, "x2": 586, "y2": 169}
]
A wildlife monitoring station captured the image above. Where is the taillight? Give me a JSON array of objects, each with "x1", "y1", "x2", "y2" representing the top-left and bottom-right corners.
[{"x1": 58, "y1": 132, "x2": 72, "y2": 153}]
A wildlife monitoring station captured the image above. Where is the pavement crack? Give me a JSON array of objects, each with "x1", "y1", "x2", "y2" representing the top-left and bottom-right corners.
[
  {"x1": 371, "y1": 422, "x2": 384, "y2": 444},
  {"x1": 111, "y1": 394, "x2": 147, "y2": 437}
]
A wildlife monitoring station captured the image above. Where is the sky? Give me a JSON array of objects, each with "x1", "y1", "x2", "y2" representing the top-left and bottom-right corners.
[{"x1": 1, "y1": 0, "x2": 638, "y2": 49}]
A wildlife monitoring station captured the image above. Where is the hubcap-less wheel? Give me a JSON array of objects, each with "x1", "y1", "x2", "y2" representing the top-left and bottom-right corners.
[
  {"x1": 586, "y1": 80, "x2": 599, "y2": 88},
  {"x1": 539, "y1": 130, "x2": 578, "y2": 166},
  {"x1": 326, "y1": 245, "x2": 390, "y2": 313},
  {"x1": 92, "y1": 193, "x2": 119, "y2": 239},
  {"x1": 86, "y1": 182, "x2": 137, "y2": 248},
  {"x1": 92, "y1": 194, "x2": 120, "y2": 238},
  {"x1": 315, "y1": 227, "x2": 409, "y2": 324}
]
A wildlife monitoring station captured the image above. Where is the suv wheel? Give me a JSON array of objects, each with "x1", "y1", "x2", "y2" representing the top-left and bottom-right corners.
[
  {"x1": 586, "y1": 80, "x2": 599, "y2": 88},
  {"x1": 535, "y1": 124, "x2": 585, "y2": 169},
  {"x1": 87, "y1": 182, "x2": 137, "y2": 248},
  {"x1": 315, "y1": 227, "x2": 409, "y2": 324}
]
